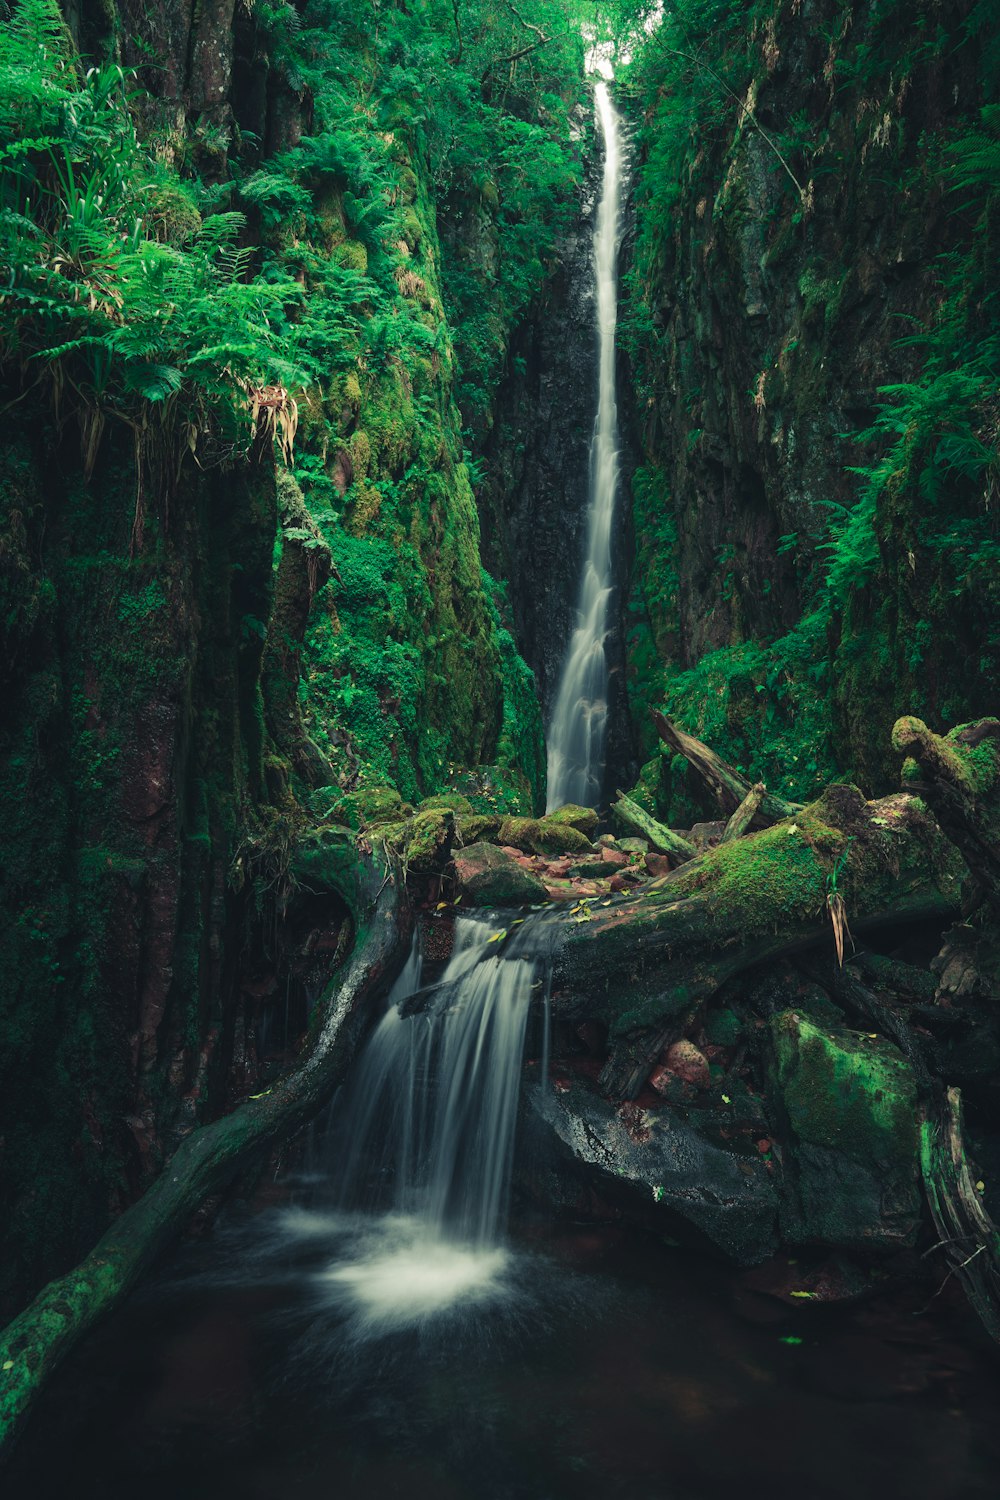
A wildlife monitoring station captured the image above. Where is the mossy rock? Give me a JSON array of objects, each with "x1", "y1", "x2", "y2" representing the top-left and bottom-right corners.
[
  {"x1": 335, "y1": 786, "x2": 414, "y2": 830},
  {"x1": 498, "y1": 816, "x2": 595, "y2": 857},
  {"x1": 418, "y1": 792, "x2": 474, "y2": 816},
  {"x1": 457, "y1": 814, "x2": 504, "y2": 845},
  {"x1": 399, "y1": 808, "x2": 455, "y2": 873},
  {"x1": 452, "y1": 842, "x2": 549, "y2": 907},
  {"x1": 617, "y1": 837, "x2": 649, "y2": 855},
  {"x1": 546, "y1": 804, "x2": 600, "y2": 838},
  {"x1": 767, "y1": 1010, "x2": 921, "y2": 1252},
  {"x1": 704, "y1": 1006, "x2": 743, "y2": 1048}
]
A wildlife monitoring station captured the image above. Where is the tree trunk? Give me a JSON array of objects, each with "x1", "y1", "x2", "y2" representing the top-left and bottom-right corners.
[{"x1": 651, "y1": 709, "x2": 800, "y2": 823}]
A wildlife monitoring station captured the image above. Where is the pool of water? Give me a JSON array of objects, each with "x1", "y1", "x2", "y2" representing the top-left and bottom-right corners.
[{"x1": 8, "y1": 1203, "x2": 1000, "y2": 1500}]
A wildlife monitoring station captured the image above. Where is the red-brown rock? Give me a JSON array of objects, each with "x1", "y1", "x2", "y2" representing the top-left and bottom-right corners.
[{"x1": 664, "y1": 1039, "x2": 711, "y2": 1089}]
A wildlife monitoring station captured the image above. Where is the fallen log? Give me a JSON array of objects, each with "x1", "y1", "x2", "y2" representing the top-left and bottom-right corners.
[
  {"x1": 0, "y1": 843, "x2": 409, "y2": 1462},
  {"x1": 613, "y1": 790, "x2": 697, "y2": 862},
  {"x1": 721, "y1": 781, "x2": 766, "y2": 842},
  {"x1": 651, "y1": 709, "x2": 800, "y2": 823},
  {"x1": 549, "y1": 784, "x2": 964, "y2": 1097},
  {"x1": 892, "y1": 715, "x2": 1000, "y2": 917}
]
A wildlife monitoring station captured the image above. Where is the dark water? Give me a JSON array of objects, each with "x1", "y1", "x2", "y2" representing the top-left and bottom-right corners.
[{"x1": 8, "y1": 1204, "x2": 1000, "y2": 1500}]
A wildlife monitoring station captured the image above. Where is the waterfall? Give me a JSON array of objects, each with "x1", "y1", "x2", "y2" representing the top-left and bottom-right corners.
[
  {"x1": 546, "y1": 80, "x2": 625, "y2": 812},
  {"x1": 305, "y1": 916, "x2": 546, "y2": 1332}
]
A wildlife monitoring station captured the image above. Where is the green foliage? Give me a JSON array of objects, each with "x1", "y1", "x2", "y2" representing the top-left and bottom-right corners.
[
  {"x1": 660, "y1": 609, "x2": 837, "y2": 808},
  {"x1": 0, "y1": 12, "x2": 309, "y2": 467}
]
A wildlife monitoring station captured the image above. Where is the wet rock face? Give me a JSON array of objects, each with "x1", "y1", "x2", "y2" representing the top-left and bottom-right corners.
[
  {"x1": 625, "y1": 7, "x2": 988, "y2": 788},
  {"x1": 518, "y1": 1079, "x2": 779, "y2": 1266},
  {"x1": 766, "y1": 1011, "x2": 922, "y2": 1252},
  {"x1": 475, "y1": 129, "x2": 639, "y2": 800}
]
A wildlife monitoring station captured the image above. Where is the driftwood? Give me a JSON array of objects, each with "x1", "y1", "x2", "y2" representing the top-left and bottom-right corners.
[
  {"x1": 0, "y1": 845, "x2": 409, "y2": 1462},
  {"x1": 550, "y1": 784, "x2": 964, "y2": 1097},
  {"x1": 613, "y1": 790, "x2": 697, "y2": 862},
  {"x1": 921, "y1": 1087, "x2": 1000, "y2": 1339},
  {"x1": 892, "y1": 716, "x2": 1000, "y2": 917},
  {"x1": 722, "y1": 781, "x2": 766, "y2": 842},
  {"x1": 651, "y1": 709, "x2": 800, "y2": 824}
]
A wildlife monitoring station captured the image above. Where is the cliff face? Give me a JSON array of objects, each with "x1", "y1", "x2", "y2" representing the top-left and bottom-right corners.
[
  {"x1": 0, "y1": 0, "x2": 584, "y2": 1311},
  {"x1": 623, "y1": 0, "x2": 999, "y2": 806}
]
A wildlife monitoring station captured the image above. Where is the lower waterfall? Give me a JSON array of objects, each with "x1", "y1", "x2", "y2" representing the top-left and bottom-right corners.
[{"x1": 297, "y1": 915, "x2": 548, "y2": 1334}]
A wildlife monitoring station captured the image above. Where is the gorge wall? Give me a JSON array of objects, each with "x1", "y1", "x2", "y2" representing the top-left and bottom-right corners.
[
  {"x1": 0, "y1": 0, "x2": 587, "y2": 1314},
  {"x1": 622, "y1": 0, "x2": 1000, "y2": 812}
]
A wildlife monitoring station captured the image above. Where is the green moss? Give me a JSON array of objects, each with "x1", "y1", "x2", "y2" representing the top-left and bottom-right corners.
[
  {"x1": 498, "y1": 816, "x2": 594, "y2": 857},
  {"x1": 768, "y1": 1009, "x2": 921, "y2": 1249},
  {"x1": 545, "y1": 804, "x2": 599, "y2": 837}
]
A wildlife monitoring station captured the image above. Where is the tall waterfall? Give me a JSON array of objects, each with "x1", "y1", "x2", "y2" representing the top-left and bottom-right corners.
[
  {"x1": 546, "y1": 81, "x2": 625, "y2": 812},
  {"x1": 307, "y1": 916, "x2": 546, "y2": 1331}
]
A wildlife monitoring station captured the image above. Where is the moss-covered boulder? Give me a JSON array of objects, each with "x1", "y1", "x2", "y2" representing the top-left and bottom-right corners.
[
  {"x1": 767, "y1": 1011, "x2": 921, "y2": 1252},
  {"x1": 546, "y1": 804, "x2": 600, "y2": 838},
  {"x1": 417, "y1": 791, "x2": 474, "y2": 817},
  {"x1": 457, "y1": 813, "x2": 504, "y2": 845},
  {"x1": 335, "y1": 785, "x2": 415, "y2": 830},
  {"x1": 452, "y1": 842, "x2": 548, "y2": 906},
  {"x1": 398, "y1": 808, "x2": 455, "y2": 872},
  {"x1": 498, "y1": 815, "x2": 595, "y2": 856}
]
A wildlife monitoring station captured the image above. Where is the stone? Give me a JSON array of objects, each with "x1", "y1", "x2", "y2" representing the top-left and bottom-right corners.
[
  {"x1": 418, "y1": 791, "x2": 474, "y2": 816},
  {"x1": 663, "y1": 1039, "x2": 711, "y2": 1089},
  {"x1": 498, "y1": 815, "x2": 595, "y2": 856},
  {"x1": 451, "y1": 842, "x2": 549, "y2": 906},
  {"x1": 456, "y1": 813, "x2": 504, "y2": 845},
  {"x1": 644, "y1": 852, "x2": 672, "y2": 878},
  {"x1": 616, "y1": 837, "x2": 648, "y2": 854},
  {"x1": 546, "y1": 804, "x2": 600, "y2": 838},
  {"x1": 688, "y1": 820, "x2": 727, "y2": 852},
  {"x1": 400, "y1": 808, "x2": 455, "y2": 872},
  {"x1": 518, "y1": 1077, "x2": 778, "y2": 1265},
  {"x1": 766, "y1": 1010, "x2": 921, "y2": 1252}
]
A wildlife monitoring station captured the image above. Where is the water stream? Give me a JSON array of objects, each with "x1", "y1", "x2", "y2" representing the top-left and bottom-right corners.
[
  {"x1": 301, "y1": 914, "x2": 543, "y2": 1333},
  {"x1": 546, "y1": 81, "x2": 625, "y2": 812}
]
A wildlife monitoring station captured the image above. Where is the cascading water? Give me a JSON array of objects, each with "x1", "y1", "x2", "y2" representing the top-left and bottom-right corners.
[
  {"x1": 296, "y1": 915, "x2": 548, "y2": 1333},
  {"x1": 546, "y1": 81, "x2": 625, "y2": 812}
]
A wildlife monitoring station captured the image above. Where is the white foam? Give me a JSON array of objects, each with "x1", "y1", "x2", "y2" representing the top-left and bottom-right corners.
[{"x1": 316, "y1": 1230, "x2": 508, "y2": 1329}]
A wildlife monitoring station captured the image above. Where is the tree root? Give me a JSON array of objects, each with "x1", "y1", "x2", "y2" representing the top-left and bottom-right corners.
[{"x1": 0, "y1": 847, "x2": 409, "y2": 1462}]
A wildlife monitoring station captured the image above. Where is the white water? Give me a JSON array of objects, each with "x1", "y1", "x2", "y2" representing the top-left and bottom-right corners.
[
  {"x1": 546, "y1": 81, "x2": 625, "y2": 812},
  {"x1": 304, "y1": 917, "x2": 541, "y2": 1333}
]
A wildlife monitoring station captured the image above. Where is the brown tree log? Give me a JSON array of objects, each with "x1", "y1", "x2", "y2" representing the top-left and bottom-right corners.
[{"x1": 0, "y1": 845, "x2": 409, "y2": 1462}]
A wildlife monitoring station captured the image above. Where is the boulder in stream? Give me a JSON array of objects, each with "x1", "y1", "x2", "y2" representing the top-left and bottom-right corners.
[
  {"x1": 520, "y1": 1079, "x2": 779, "y2": 1266},
  {"x1": 452, "y1": 842, "x2": 549, "y2": 906}
]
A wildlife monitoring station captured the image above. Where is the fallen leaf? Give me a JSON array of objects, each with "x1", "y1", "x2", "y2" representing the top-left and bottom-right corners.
[
  {"x1": 977, "y1": 1180, "x2": 986, "y2": 1192},
  {"x1": 790, "y1": 1290, "x2": 818, "y2": 1299},
  {"x1": 721, "y1": 1094, "x2": 732, "y2": 1104},
  {"x1": 779, "y1": 1336, "x2": 803, "y2": 1347}
]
